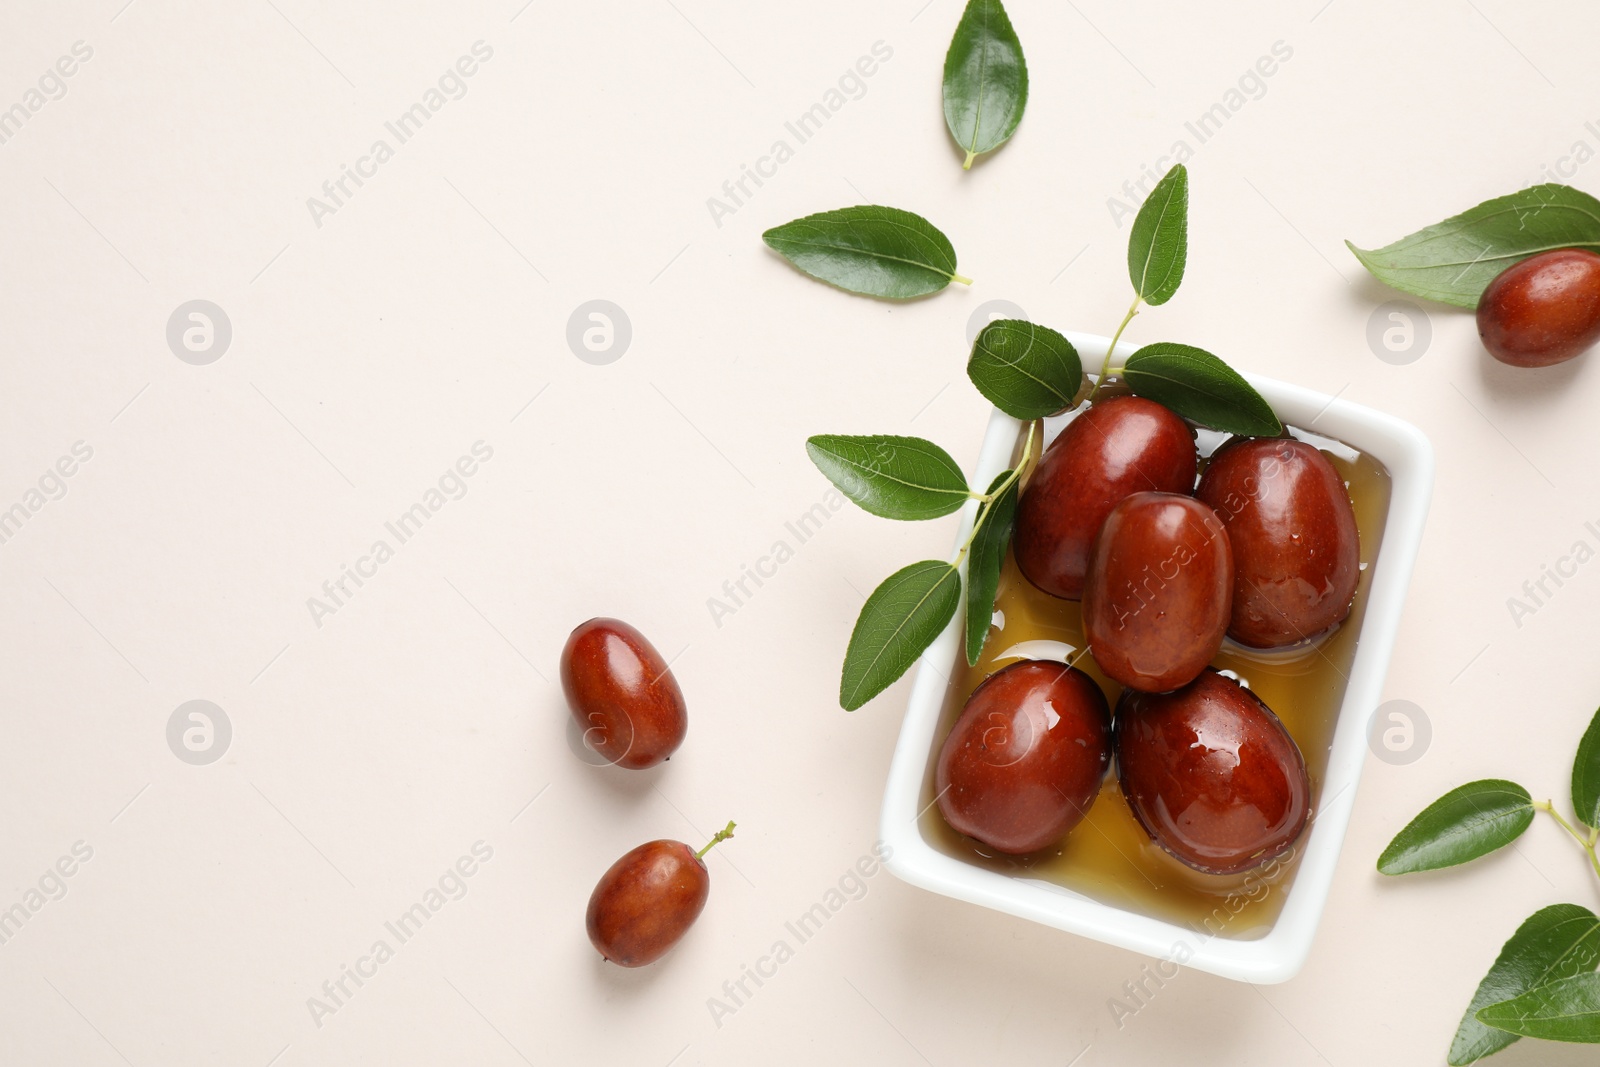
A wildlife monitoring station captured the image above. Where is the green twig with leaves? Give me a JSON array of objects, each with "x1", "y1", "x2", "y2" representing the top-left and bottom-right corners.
[
  {"x1": 763, "y1": 165, "x2": 1282, "y2": 709},
  {"x1": 1378, "y1": 705, "x2": 1600, "y2": 1062}
]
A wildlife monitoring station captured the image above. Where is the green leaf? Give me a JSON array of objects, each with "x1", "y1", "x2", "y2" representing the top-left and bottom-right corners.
[
  {"x1": 840, "y1": 561, "x2": 961, "y2": 711},
  {"x1": 1347, "y1": 184, "x2": 1600, "y2": 309},
  {"x1": 942, "y1": 0, "x2": 1028, "y2": 169},
  {"x1": 965, "y1": 471, "x2": 1018, "y2": 667},
  {"x1": 1572, "y1": 706, "x2": 1600, "y2": 828},
  {"x1": 967, "y1": 320, "x2": 1083, "y2": 419},
  {"x1": 1120, "y1": 342, "x2": 1281, "y2": 436},
  {"x1": 1478, "y1": 973, "x2": 1600, "y2": 1045},
  {"x1": 1128, "y1": 164, "x2": 1188, "y2": 306},
  {"x1": 1448, "y1": 904, "x2": 1600, "y2": 1064},
  {"x1": 763, "y1": 206, "x2": 969, "y2": 299},
  {"x1": 1377, "y1": 779, "x2": 1535, "y2": 875},
  {"x1": 806, "y1": 435, "x2": 970, "y2": 521}
]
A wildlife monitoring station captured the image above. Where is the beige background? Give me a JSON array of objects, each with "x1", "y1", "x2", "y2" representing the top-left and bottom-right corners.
[{"x1": 3, "y1": 0, "x2": 1600, "y2": 1064}]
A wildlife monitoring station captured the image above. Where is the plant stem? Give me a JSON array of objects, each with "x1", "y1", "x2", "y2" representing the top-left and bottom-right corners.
[
  {"x1": 950, "y1": 271, "x2": 974, "y2": 286},
  {"x1": 962, "y1": 150, "x2": 977, "y2": 170},
  {"x1": 956, "y1": 419, "x2": 1038, "y2": 566},
  {"x1": 696, "y1": 820, "x2": 736, "y2": 859},
  {"x1": 1086, "y1": 295, "x2": 1141, "y2": 402},
  {"x1": 1017, "y1": 418, "x2": 1043, "y2": 482},
  {"x1": 1534, "y1": 802, "x2": 1600, "y2": 885}
]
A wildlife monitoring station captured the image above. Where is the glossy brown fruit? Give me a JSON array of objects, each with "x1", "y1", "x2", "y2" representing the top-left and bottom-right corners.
[
  {"x1": 1115, "y1": 670, "x2": 1310, "y2": 875},
  {"x1": 1081, "y1": 492, "x2": 1232, "y2": 693},
  {"x1": 936, "y1": 660, "x2": 1111, "y2": 854},
  {"x1": 1477, "y1": 248, "x2": 1600, "y2": 367},
  {"x1": 561, "y1": 618, "x2": 687, "y2": 769},
  {"x1": 1014, "y1": 396, "x2": 1199, "y2": 600},
  {"x1": 586, "y1": 839, "x2": 709, "y2": 967},
  {"x1": 1196, "y1": 438, "x2": 1360, "y2": 649}
]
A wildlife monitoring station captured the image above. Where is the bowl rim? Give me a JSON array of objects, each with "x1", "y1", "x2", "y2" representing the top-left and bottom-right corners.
[{"x1": 876, "y1": 330, "x2": 1436, "y2": 984}]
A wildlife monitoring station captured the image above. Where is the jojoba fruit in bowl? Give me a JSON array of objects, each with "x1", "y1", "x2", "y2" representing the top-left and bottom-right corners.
[
  {"x1": 1476, "y1": 248, "x2": 1600, "y2": 367},
  {"x1": 1115, "y1": 670, "x2": 1310, "y2": 876},
  {"x1": 936, "y1": 660, "x2": 1111, "y2": 855},
  {"x1": 561, "y1": 618, "x2": 687, "y2": 769},
  {"x1": 1013, "y1": 395, "x2": 1198, "y2": 601},
  {"x1": 1196, "y1": 437, "x2": 1360, "y2": 649},
  {"x1": 1081, "y1": 492, "x2": 1232, "y2": 693}
]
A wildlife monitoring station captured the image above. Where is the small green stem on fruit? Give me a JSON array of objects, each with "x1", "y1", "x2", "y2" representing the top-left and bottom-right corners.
[
  {"x1": 1087, "y1": 296, "x2": 1142, "y2": 403},
  {"x1": 950, "y1": 271, "x2": 974, "y2": 286},
  {"x1": 697, "y1": 820, "x2": 736, "y2": 859},
  {"x1": 1535, "y1": 802, "x2": 1600, "y2": 886}
]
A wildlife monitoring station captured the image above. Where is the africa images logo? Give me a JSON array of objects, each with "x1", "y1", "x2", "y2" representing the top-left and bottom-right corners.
[
  {"x1": 705, "y1": 41, "x2": 894, "y2": 229},
  {"x1": 305, "y1": 42, "x2": 494, "y2": 228}
]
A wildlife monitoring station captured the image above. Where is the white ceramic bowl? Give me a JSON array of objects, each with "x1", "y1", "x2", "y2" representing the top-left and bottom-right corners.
[{"x1": 878, "y1": 330, "x2": 1434, "y2": 984}]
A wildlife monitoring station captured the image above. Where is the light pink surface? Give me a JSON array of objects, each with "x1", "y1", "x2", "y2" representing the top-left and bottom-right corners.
[{"x1": 2, "y1": 2, "x2": 1599, "y2": 1064}]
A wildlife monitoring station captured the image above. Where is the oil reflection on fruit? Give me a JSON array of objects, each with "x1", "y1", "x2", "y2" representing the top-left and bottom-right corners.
[{"x1": 924, "y1": 416, "x2": 1390, "y2": 937}]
